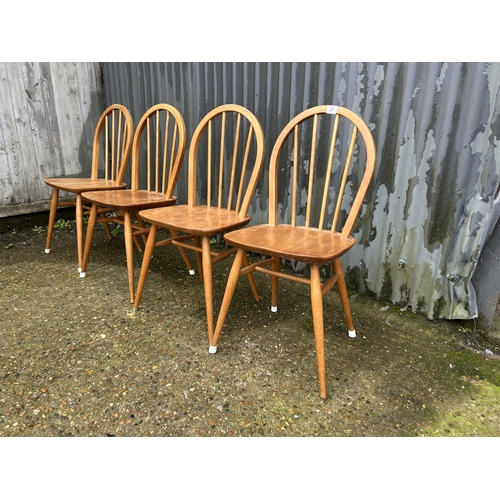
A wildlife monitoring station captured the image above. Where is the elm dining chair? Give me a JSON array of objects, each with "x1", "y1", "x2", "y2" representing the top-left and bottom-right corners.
[
  {"x1": 133, "y1": 104, "x2": 266, "y2": 343},
  {"x1": 44, "y1": 104, "x2": 133, "y2": 272},
  {"x1": 79, "y1": 103, "x2": 189, "y2": 304},
  {"x1": 211, "y1": 105, "x2": 376, "y2": 399}
]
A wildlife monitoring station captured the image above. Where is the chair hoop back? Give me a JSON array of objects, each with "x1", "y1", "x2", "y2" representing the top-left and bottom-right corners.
[
  {"x1": 91, "y1": 103, "x2": 134, "y2": 183},
  {"x1": 187, "y1": 104, "x2": 266, "y2": 216},
  {"x1": 268, "y1": 105, "x2": 376, "y2": 237},
  {"x1": 130, "y1": 103, "x2": 187, "y2": 194}
]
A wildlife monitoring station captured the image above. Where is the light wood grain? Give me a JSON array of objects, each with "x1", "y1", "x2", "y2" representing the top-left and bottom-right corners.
[
  {"x1": 212, "y1": 105, "x2": 377, "y2": 399},
  {"x1": 133, "y1": 104, "x2": 266, "y2": 344},
  {"x1": 43, "y1": 104, "x2": 133, "y2": 270},
  {"x1": 80, "y1": 103, "x2": 187, "y2": 303}
]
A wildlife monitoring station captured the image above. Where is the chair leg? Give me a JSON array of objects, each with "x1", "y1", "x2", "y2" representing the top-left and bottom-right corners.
[
  {"x1": 194, "y1": 235, "x2": 203, "y2": 281},
  {"x1": 170, "y1": 228, "x2": 195, "y2": 275},
  {"x1": 45, "y1": 188, "x2": 59, "y2": 253},
  {"x1": 100, "y1": 214, "x2": 113, "y2": 240},
  {"x1": 124, "y1": 211, "x2": 135, "y2": 304},
  {"x1": 132, "y1": 235, "x2": 143, "y2": 252},
  {"x1": 85, "y1": 203, "x2": 113, "y2": 241},
  {"x1": 80, "y1": 203, "x2": 99, "y2": 278},
  {"x1": 133, "y1": 224, "x2": 158, "y2": 311},
  {"x1": 201, "y1": 236, "x2": 215, "y2": 343},
  {"x1": 310, "y1": 264, "x2": 327, "y2": 399},
  {"x1": 129, "y1": 211, "x2": 144, "y2": 252},
  {"x1": 135, "y1": 213, "x2": 148, "y2": 248},
  {"x1": 333, "y1": 259, "x2": 356, "y2": 338},
  {"x1": 271, "y1": 256, "x2": 280, "y2": 312},
  {"x1": 211, "y1": 247, "x2": 245, "y2": 351},
  {"x1": 242, "y1": 252, "x2": 260, "y2": 302},
  {"x1": 76, "y1": 193, "x2": 84, "y2": 272}
]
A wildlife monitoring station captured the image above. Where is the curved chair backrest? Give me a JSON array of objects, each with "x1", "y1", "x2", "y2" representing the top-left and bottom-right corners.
[
  {"x1": 91, "y1": 103, "x2": 134, "y2": 183},
  {"x1": 130, "y1": 103, "x2": 187, "y2": 194},
  {"x1": 186, "y1": 104, "x2": 266, "y2": 216},
  {"x1": 268, "y1": 105, "x2": 376, "y2": 237}
]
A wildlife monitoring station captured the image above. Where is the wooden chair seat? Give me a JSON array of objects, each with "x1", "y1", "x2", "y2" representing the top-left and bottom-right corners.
[
  {"x1": 83, "y1": 189, "x2": 176, "y2": 211},
  {"x1": 44, "y1": 178, "x2": 126, "y2": 194},
  {"x1": 223, "y1": 225, "x2": 356, "y2": 264},
  {"x1": 139, "y1": 205, "x2": 251, "y2": 236}
]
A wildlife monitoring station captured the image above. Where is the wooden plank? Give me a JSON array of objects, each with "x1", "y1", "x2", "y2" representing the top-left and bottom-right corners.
[
  {"x1": 0, "y1": 62, "x2": 17, "y2": 206},
  {"x1": 0, "y1": 62, "x2": 104, "y2": 214},
  {"x1": 0, "y1": 63, "x2": 35, "y2": 205},
  {"x1": 22, "y1": 62, "x2": 61, "y2": 202}
]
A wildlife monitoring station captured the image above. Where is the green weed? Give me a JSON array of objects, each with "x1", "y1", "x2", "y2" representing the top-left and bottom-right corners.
[{"x1": 54, "y1": 218, "x2": 74, "y2": 230}]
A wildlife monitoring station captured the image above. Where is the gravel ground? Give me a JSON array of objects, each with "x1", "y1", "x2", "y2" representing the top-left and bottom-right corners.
[{"x1": 1, "y1": 211, "x2": 500, "y2": 439}]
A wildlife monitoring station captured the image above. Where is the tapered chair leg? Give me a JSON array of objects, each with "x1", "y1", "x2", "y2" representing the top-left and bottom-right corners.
[
  {"x1": 99, "y1": 212, "x2": 113, "y2": 240},
  {"x1": 133, "y1": 224, "x2": 158, "y2": 310},
  {"x1": 271, "y1": 256, "x2": 280, "y2": 312},
  {"x1": 170, "y1": 228, "x2": 196, "y2": 275},
  {"x1": 125, "y1": 211, "x2": 146, "y2": 252},
  {"x1": 76, "y1": 194, "x2": 84, "y2": 273},
  {"x1": 194, "y1": 235, "x2": 203, "y2": 281},
  {"x1": 87, "y1": 203, "x2": 113, "y2": 240},
  {"x1": 45, "y1": 189, "x2": 59, "y2": 254},
  {"x1": 333, "y1": 259, "x2": 356, "y2": 338},
  {"x1": 80, "y1": 204, "x2": 99, "y2": 278},
  {"x1": 211, "y1": 247, "x2": 245, "y2": 351},
  {"x1": 201, "y1": 236, "x2": 215, "y2": 343},
  {"x1": 124, "y1": 211, "x2": 135, "y2": 303},
  {"x1": 135, "y1": 212, "x2": 148, "y2": 248},
  {"x1": 310, "y1": 264, "x2": 327, "y2": 399},
  {"x1": 242, "y1": 252, "x2": 260, "y2": 302}
]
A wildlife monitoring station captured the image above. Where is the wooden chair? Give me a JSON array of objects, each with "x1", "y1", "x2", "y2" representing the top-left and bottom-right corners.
[
  {"x1": 211, "y1": 105, "x2": 376, "y2": 399},
  {"x1": 133, "y1": 104, "x2": 266, "y2": 342},
  {"x1": 44, "y1": 104, "x2": 133, "y2": 272},
  {"x1": 79, "y1": 103, "x2": 188, "y2": 304}
]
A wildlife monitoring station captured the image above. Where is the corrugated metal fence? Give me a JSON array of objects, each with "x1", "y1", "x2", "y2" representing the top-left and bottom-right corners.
[
  {"x1": 101, "y1": 62, "x2": 500, "y2": 325},
  {"x1": 1, "y1": 62, "x2": 499, "y2": 326}
]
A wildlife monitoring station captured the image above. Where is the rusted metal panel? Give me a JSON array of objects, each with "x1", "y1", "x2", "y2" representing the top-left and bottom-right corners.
[{"x1": 0, "y1": 62, "x2": 104, "y2": 216}]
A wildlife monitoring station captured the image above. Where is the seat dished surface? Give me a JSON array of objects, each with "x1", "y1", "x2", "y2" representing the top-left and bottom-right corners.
[
  {"x1": 224, "y1": 224, "x2": 355, "y2": 264},
  {"x1": 139, "y1": 205, "x2": 251, "y2": 236},
  {"x1": 44, "y1": 178, "x2": 126, "y2": 193},
  {"x1": 82, "y1": 190, "x2": 175, "y2": 210}
]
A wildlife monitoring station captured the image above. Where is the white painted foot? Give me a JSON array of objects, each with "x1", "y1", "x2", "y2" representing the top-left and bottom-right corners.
[
  {"x1": 189, "y1": 269, "x2": 195, "y2": 275},
  {"x1": 209, "y1": 345, "x2": 218, "y2": 354},
  {"x1": 45, "y1": 249, "x2": 51, "y2": 254},
  {"x1": 271, "y1": 306, "x2": 278, "y2": 313},
  {"x1": 348, "y1": 330, "x2": 356, "y2": 338},
  {"x1": 79, "y1": 272, "x2": 86, "y2": 278}
]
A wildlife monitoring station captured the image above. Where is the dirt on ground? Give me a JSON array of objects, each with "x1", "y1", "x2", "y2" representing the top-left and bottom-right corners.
[{"x1": 1, "y1": 210, "x2": 500, "y2": 437}]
